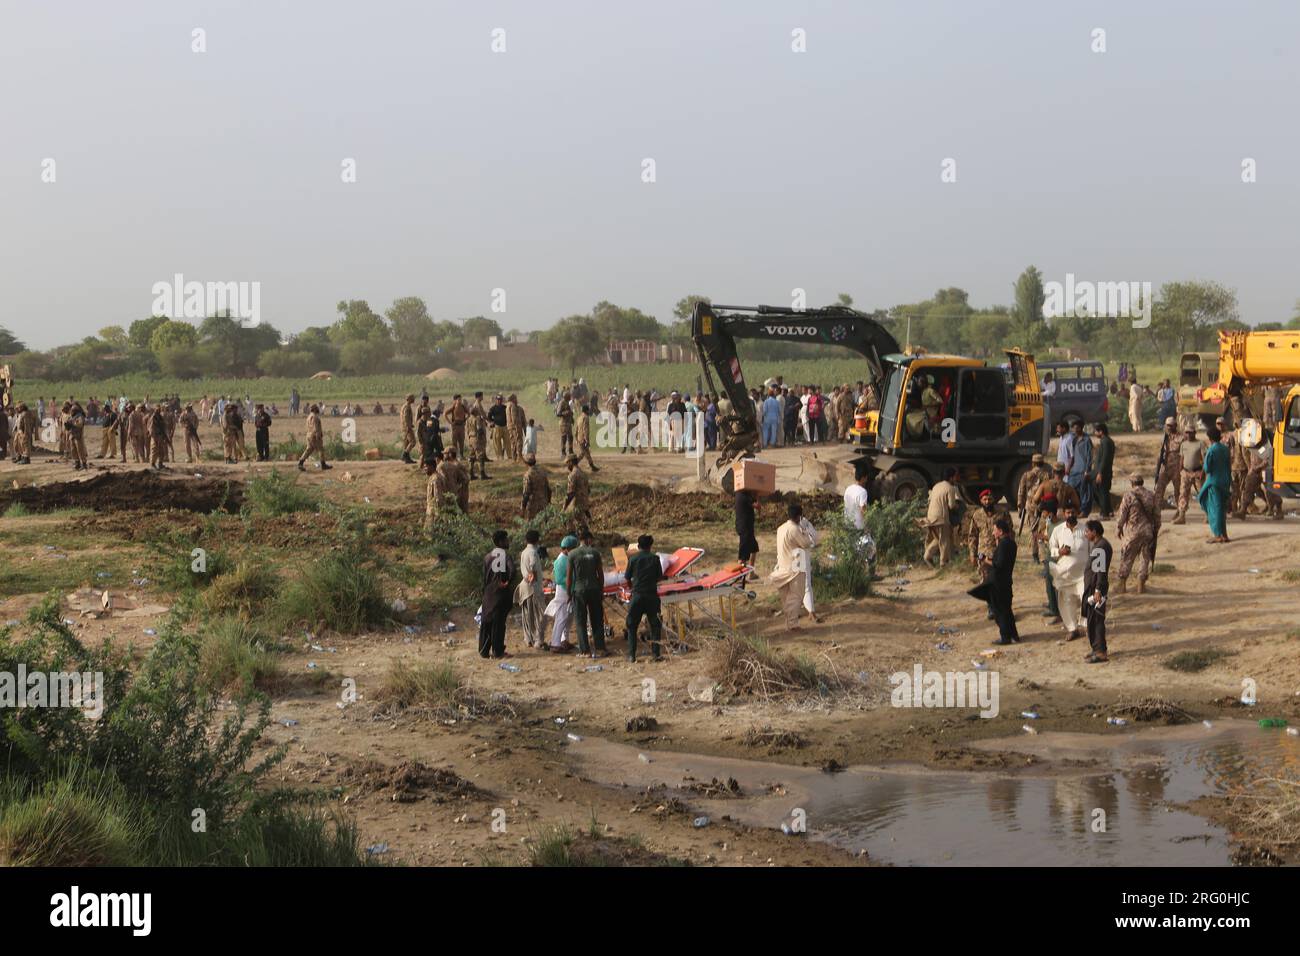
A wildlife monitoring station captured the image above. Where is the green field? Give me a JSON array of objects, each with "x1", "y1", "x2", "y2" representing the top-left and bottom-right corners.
[{"x1": 14, "y1": 358, "x2": 1179, "y2": 410}]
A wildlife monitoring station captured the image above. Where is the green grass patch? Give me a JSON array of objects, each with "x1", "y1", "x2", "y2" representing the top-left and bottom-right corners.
[
  {"x1": 2, "y1": 502, "x2": 31, "y2": 519},
  {"x1": 243, "y1": 470, "x2": 322, "y2": 516},
  {"x1": 198, "y1": 616, "x2": 285, "y2": 695},
  {"x1": 274, "y1": 546, "x2": 390, "y2": 634},
  {"x1": 1151, "y1": 563, "x2": 1176, "y2": 575},
  {"x1": 1280, "y1": 569, "x2": 1300, "y2": 583}
]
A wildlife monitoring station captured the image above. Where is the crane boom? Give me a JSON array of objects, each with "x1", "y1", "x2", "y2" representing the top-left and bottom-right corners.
[{"x1": 1203, "y1": 329, "x2": 1300, "y2": 402}]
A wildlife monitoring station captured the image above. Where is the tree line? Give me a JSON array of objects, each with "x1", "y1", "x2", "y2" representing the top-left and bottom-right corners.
[{"x1": 3, "y1": 268, "x2": 1297, "y2": 383}]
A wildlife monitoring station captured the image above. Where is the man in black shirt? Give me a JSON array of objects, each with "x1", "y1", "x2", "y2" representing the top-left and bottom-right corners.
[
  {"x1": 982, "y1": 516, "x2": 1020, "y2": 645},
  {"x1": 1082, "y1": 519, "x2": 1112, "y2": 663},
  {"x1": 624, "y1": 534, "x2": 664, "y2": 662},
  {"x1": 254, "y1": 403, "x2": 272, "y2": 461},
  {"x1": 567, "y1": 528, "x2": 607, "y2": 658},
  {"x1": 479, "y1": 529, "x2": 516, "y2": 659},
  {"x1": 735, "y1": 489, "x2": 758, "y2": 564}
]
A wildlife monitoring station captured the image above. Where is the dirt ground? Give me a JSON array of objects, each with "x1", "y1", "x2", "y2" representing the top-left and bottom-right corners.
[{"x1": 3, "y1": 409, "x2": 1297, "y2": 866}]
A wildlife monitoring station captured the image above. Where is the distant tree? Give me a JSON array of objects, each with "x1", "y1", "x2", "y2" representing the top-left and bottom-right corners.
[
  {"x1": 461, "y1": 316, "x2": 504, "y2": 350},
  {"x1": 540, "y1": 315, "x2": 604, "y2": 378},
  {"x1": 0, "y1": 326, "x2": 27, "y2": 354},
  {"x1": 1010, "y1": 266, "x2": 1052, "y2": 353},
  {"x1": 97, "y1": 325, "x2": 128, "y2": 350},
  {"x1": 592, "y1": 301, "x2": 662, "y2": 343},
  {"x1": 149, "y1": 319, "x2": 199, "y2": 355},
  {"x1": 965, "y1": 312, "x2": 1013, "y2": 358},
  {"x1": 386, "y1": 296, "x2": 437, "y2": 364},
  {"x1": 836, "y1": 292, "x2": 854, "y2": 307},
  {"x1": 257, "y1": 348, "x2": 318, "y2": 378},
  {"x1": 157, "y1": 345, "x2": 204, "y2": 379},
  {"x1": 128, "y1": 315, "x2": 170, "y2": 352},
  {"x1": 670, "y1": 294, "x2": 711, "y2": 341},
  {"x1": 1147, "y1": 280, "x2": 1238, "y2": 361}
]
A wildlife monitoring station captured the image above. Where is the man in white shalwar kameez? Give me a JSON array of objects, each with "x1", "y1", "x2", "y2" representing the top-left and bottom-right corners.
[
  {"x1": 1048, "y1": 505, "x2": 1088, "y2": 639},
  {"x1": 516, "y1": 531, "x2": 545, "y2": 648},
  {"x1": 768, "y1": 502, "x2": 816, "y2": 630}
]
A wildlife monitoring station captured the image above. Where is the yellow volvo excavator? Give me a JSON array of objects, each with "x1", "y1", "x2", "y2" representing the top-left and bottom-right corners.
[
  {"x1": 1201, "y1": 329, "x2": 1300, "y2": 497},
  {"x1": 692, "y1": 302, "x2": 1046, "y2": 502}
]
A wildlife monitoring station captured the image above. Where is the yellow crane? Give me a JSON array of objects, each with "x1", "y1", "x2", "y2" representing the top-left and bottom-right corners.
[{"x1": 1201, "y1": 329, "x2": 1300, "y2": 497}]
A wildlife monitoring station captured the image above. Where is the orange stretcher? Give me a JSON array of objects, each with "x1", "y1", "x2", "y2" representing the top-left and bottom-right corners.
[{"x1": 543, "y1": 546, "x2": 705, "y2": 597}]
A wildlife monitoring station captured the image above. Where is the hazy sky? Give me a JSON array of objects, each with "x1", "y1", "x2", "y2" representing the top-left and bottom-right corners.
[{"x1": 3, "y1": 0, "x2": 1298, "y2": 349}]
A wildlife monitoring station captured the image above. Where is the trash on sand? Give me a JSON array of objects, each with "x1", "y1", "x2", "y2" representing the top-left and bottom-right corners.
[
  {"x1": 143, "y1": 628, "x2": 157, "y2": 636},
  {"x1": 688, "y1": 677, "x2": 718, "y2": 703},
  {"x1": 565, "y1": 732, "x2": 582, "y2": 742},
  {"x1": 1022, "y1": 725, "x2": 1038, "y2": 735},
  {"x1": 1258, "y1": 718, "x2": 1289, "y2": 728},
  {"x1": 442, "y1": 622, "x2": 457, "y2": 633},
  {"x1": 935, "y1": 641, "x2": 953, "y2": 652},
  {"x1": 391, "y1": 598, "x2": 407, "y2": 614},
  {"x1": 1202, "y1": 720, "x2": 1213, "y2": 729},
  {"x1": 693, "y1": 816, "x2": 710, "y2": 828},
  {"x1": 583, "y1": 665, "x2": 604, "y2": 672},
  {"x1": 1107, "y1": 717, "x2": 1128, "y2": 726},
  {"x1": 499, "y1": 662, "x2": 521, "y2": 673},
  {"x1": 638, "y1": 753, "x2": 651, "y2": 763},
  {"x1": 1287, "y1": 727, "x2": 1299, "y2": 737},
  {"x1": 281, "y1": 719, "x2": 299, "y2": 727},
  {"x1": 1021, "y1": 711, "x2": 1040, "y2": 720},
  {"x1": 307, "y1": 662, "x2": 318, "y2": 669},
  {"x1": 366, "y1": 843, "x2": 389, "y2": 856}
]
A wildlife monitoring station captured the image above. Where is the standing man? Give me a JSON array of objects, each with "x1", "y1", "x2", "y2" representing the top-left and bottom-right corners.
[
  {"x1": 1172, "y1": 424, "x2": 1204, "y2": 525},
  {"x1": 1017, "y1": 453, "x2": 1052, "y2": 560},
  {"x1": 478, "y1": 529, "x2": 515, "y2": 660},
  {"x1": 65, "y1": 400, "x2": 89, "y2": 470},
  {"x1": 468, "y1": 392, "x2": 490, "y2": 480},
  {"x1": 981, "y1": 517, "x2": 1020, "y2": 645},
  {"x1": 564, "y1": 455, "x2": 591, "y2": 527},
  {"x1": 1199, "y1": 426, "x2": 1232, "y2": 544},
  {"x1": 1053, "y1": 420, "x2": 1074, "y2": 473},
  {"x1": 1114, "y1": 473, "x2": 1160, "y2": 594},
  {"x1": 567, "y1": 529, "x2": 608, "y2": 658},
  {"x1": 574, "y1": 401, "x2": 599, "y2": 470},
  {"x1": 448, "y1": 394, "x2": 468, "y2": 457},
  {"x1": 507, "y1": 394, "x2": 527, "y2": 462},
  {"x1": 1048, "y1": 504, "x2": 1088, "y2": 640},
  {"x1": 1236, "y1": 430, "x2": 1284, "y2": 520},
  {"x1": 424, "y1": 454, "x2": 450, "y2": 529},
  {"x1": 1092, "y1": 423, "x2": 1115, "y2": 517},
  {"x1": 761, "y1": 388, "x2": 781, "y2": 449},
  {"x1": 1082, "y1": 519, "x2": 1112, "y2": 664},
  {"x1": 1219, "y1": 415, "x2": 1246, "y2": 515},
  {"x1": 516, "y1": 529, "x2": 546, "y2": 649},
  {"x1": 1067, "y1": 420, "x2": 1092, "y2": 514},
  {"x1": 843, "y1": 471, "x2": 870, "y2": 533},
  {"x1": 1153, "y1": 417, "x2": 1182, "y2": 509},
  {"x1": 180, "y1": 403, "x2": 200, "y2": 463},
  {"x1": 967, "y1": 489, "x2": 1002, "y2": 620},
  {"x1": 557, "y1": 391, "x2": 575, "y2": 458},
  {"x1": 521, "y1": 454, "x2": 552, "y2": 519},
  {"x1": 1128, "y1": 378, "x2": 1147, "y2": 433},
  {"x1": 148, "y1": 403, "x2": 170, "y2": 470},
  {"x1": 254, "y1": 403, "x2": 272, "y2": 462},
  {"x1": 297, "y1": 404, "x2": 330, "y2": 471},
  {"x1": 400, "y1": 394, "x2": 418, "y2": 464},
  {"x1": 623, "y1": 534, "x2": 665, "y2": 663},
  {"x1": 489, "y1": 394, "x2": 508, "y2": 461},
  {"x1": 432, "y1": 450, "x2": 462, "y2": 515},
  {"x1": 735, "y1": 487, "x2": 759, "y2": 565},
  {"x1": 97, "y1": 403, "x2": 118, "y2": 460},
  {"x1": 768, "y1": 502, "x2": 815, "y2": 631},
  {"x1": 923, "y1": 467, "x2": 961, "y2": 568}
]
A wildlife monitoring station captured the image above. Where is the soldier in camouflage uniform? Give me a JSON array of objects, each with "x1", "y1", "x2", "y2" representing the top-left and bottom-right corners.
[
  {"x1": 424, "y1": 454, "x2": 453, "y2": 529},
  {"x1": 467, "y1": 391, "x2": 490, "y2": 479},
  {"x1": 1172, "y1": 425, "x2": 1204, "y2": 524},
  {"x1": 1153, "y1": 417, "x2": 1182, "y2": 509},
  {"x1": 966, "y1": 488, "x2": 1003, "y2": 620},
  {"x1": 521, "y1": 455, "x2": 552, "y2": 519},
  {"x1": 564, "y1": 454, "x2": 591, "y2": 527},
  {"x1": 1016, "y1": 453, "x2": 1053, "y2": 562},
  {"x1": 1218, "y1": 415, "x2": 1247, "y2": 515},
  {"x1": 1235, "y1": 435, "x2": 1283, "y2": 520},
  {"x1": 574, "y1": 401, "x2": 599, "y2": 471},
  {"x1": 557, "y1": 390, "x2": 575, "y2": 458},
  {"x1": 1115, "y1": 472, "x2": 1160, "y2": 593},
  {"x1": 506, "y1": 394, "x2": 526, "y2": 462}
]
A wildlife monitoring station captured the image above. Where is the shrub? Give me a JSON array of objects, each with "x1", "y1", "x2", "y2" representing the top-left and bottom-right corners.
[
  {"x1": 0, "y1": 768, "x2": 145, "y2": 867},
  {"x1": 373, "y1": 658, "x2": 514, "y2": 721},
  {"x1": 1163, "y1": 648, "x2": 1234, "y2": 673},
  {"x1": 2, "y1": 502, "x2": 30, "y2": 518},
  {"x1": 203, "y1": 561, "x2": 279, "y2": 617},
  {"x1": 243, "y1": 470, "x2": 321, "y2": 517},
  {"x1": 198, "y1": 616, "x2": 284, "y2": 695},
  {"x1": 865, "y1": 498, "x2": 925, "y2": 566},
  {"x1": 816, "y1": 519, "x2": 874, "y2": 601},
  {"x1": 274, "y1": 545, "x2": 390, "y2": 633},
  {"x1": 708, "y1": 634, "x2": 828, "y2": 701}
]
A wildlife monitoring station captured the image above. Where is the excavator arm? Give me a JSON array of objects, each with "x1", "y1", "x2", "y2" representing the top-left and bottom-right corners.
[{"x1": 691, "y1": 302, "x2": 901, "y2": 467}]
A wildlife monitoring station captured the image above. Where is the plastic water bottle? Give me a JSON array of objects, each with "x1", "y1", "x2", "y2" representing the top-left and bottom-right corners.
[
  {"x1": 638, "y1": 753, "x2": 651, "y2": 763},
  {"x1": 1021, "y1": 711, "x2": 1040, "y2": 720},
  {"x1": 1107, "y1": 717, "x2": 1128, "y2": 726},
  {"x1": 565, "y1": 732, "x2": 582, "y2": 742},
  {"x1": 499, "y1": 662, "x2": 521, "y2": 673},
  {"x1": 693, "y1": 816, "x2": 709, "y2": 828},
  {"x1": 1022, "y1": 724, "x2": 1038, "y2": 735}
]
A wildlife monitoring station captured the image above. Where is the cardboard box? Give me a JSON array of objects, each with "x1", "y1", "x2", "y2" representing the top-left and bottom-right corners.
[{"x1": 732, "y1": 458, "x2": 776, "y2": 494}]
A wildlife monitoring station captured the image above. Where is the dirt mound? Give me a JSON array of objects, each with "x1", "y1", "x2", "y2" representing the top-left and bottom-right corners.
[
  {"x1": 0, "y1": 471, "x2": 244, "y2": 515},
  {"x1": 340, "y1": 759, "x2": 482, "y2": 803},
  {"x1": 426, "y1": 368, "x2": 458, "y2": 380}
]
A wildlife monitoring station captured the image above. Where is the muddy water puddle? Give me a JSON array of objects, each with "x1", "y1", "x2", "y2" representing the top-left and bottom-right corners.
[{"x1": 570, "y1": 720, "x2": 1297, "y2": 865}]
